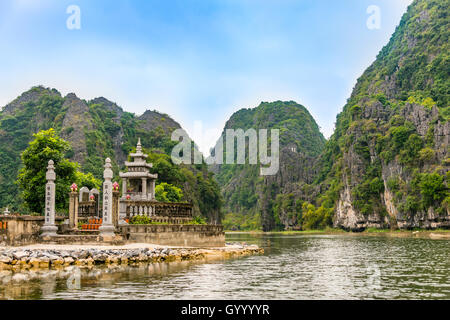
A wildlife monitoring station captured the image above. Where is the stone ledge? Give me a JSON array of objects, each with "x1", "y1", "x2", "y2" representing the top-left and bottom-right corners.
[
  {"x1": 0, "y1": 244, "x2": 263, "y2": 272},
  {"x1": 0, "y1": 215, "x2": 65, "y2": 222},
  {"x1": 39, "y1": 234, "x2": 125, "y2": 245}
]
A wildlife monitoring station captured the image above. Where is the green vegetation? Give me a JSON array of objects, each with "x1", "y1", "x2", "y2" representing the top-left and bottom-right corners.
[
  {"x1": 129, "y1": 214, "x2": 207, "y2": 225},
  {"x1": 155, "y1": 182, "x2": 183, "y2": 202},
  {"x1": 17, "y1": 129, "x2": 100, "y2": 214},
  {"x1": 311, "y1": 0, "x2": 449, "y2": 231},
  {"x1": 222, "y1": 212, "x2": 261, "y2": 231},
  {"x1": 129, "y1": 215, "x2": 153, "y2": 225},
  {"x1": 186, "y1": 215, "x2": 207, "y2": 225},
  {"x1": 0, "y1": 88, "x2": 67, "y2": 210}
]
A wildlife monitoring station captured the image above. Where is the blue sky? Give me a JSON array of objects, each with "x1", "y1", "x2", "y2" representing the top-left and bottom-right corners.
[{"x1": 0, "y1": 0, "x2": 412, "y2": 153}]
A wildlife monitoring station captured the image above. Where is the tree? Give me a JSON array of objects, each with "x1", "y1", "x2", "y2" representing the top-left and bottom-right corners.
[
  {"x1": 17, "y1": 129, "x2": 100, "y2": 214},
  {"x1": 419, "y1": 172, "x2": 447, "y2": 207},
  {"x1": 155, "y1": 182, "x2": 183, "y2": 202}
]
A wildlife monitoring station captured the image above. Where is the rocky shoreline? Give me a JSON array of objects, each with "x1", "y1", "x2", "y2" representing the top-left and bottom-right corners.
[{"x1": 0, "y1": 243, "x2": 263, "y2": 273}]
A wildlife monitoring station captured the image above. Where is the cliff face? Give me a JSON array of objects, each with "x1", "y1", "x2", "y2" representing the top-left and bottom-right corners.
[
  {"x1": 319, "y1": 0, "x2": 449, "y2": 230},
  {"x1": 60, "y1": 93, "x2": 94, "y2": 165},
  {"x1": 213, "y1": 101, "x2": 326, "y2": 231}
]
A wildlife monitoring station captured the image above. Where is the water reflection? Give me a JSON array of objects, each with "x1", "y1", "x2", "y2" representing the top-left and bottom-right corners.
[{"x1": 0, "y1": 234, "x2": 449, "y2": 300}]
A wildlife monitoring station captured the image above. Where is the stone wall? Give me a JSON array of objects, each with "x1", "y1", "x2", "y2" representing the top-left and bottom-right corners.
[
  {"x1": 0, "y1": 216, "x2": 64, "y2": 246},
  {"x1": 119, "y1": 224, "x2": 225, "y2": 247},
  {"x1": 0, "y1": 216, "x2": 43, "y2": 246},
  {"x1": 0, "y1": 216, "x2": 225, "y2": 248}
]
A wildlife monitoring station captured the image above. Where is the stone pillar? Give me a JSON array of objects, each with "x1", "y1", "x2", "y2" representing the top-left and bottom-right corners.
[
  {"x1": 99, "y1": 158, "x2": 115, "y2": 236},
  {"x1": 112, "y1": 190, "x2": 120, "y2": 227},
  {"x1": 122, "y1": 178, "x2": 127, "y2": 197},
  {"x1": 41, "y1": 160, "x2": 58, "y2": 237},
  {"x1": 151, "y1": 179, "x2": 156, "y2": 200},
  {"x1": 68, "y1": 191, "x2": 79, "y2": 229},
  {"x1": 141, "y1": 177, "x2": 147, "y2": 200}
]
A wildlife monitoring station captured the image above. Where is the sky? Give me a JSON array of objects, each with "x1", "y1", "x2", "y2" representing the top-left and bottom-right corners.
[{"x1": 0, "y1": 0, "x2": 413, "y2": 154}]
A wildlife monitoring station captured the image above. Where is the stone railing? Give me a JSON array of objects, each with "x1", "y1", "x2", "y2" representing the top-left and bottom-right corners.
[
  {"x1": 78, "y1": 201, "x2": 97, "y2": 218},
  {"x1": 125, "y1": 201, "x2": 193, "y2": 220}
]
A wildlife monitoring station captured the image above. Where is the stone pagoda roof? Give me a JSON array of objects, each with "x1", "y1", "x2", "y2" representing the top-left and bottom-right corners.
[
  {"x1": 119, "y1": 138, "x2": 158, "y2": 180},
  {"x1": 119, "y1": 171, "x2": 157, "y2": 179}
]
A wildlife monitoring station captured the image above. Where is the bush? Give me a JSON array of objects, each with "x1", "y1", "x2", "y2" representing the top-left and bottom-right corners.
[
  {"x1": 17, "y1": 129, "x2": 101, "y2": 213},
  {"x1": 419, "y1": 172, "x2": 447, "y2": 207},
  {"x1": 155, "y1": 182, "x2": 183, "y2": 202},
  {"x1": 301, "y1": 202, "x2": 333, "y2": 230},
  {"x1": 419, "y1": 147, "x2": 435, "y2": 163},
  {"x1": 130, "y1": 215, "x2": 152, "y2": 225},
  {"x1": 387, "y1": 176, "x2": 400, "y2": 192},
  {"x1": 188, "y1": 216, "x2": 207, "y2": 225}
]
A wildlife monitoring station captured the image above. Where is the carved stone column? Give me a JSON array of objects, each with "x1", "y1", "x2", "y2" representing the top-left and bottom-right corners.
[
  {"x1": 141, "y1": 177, "x2": 147, "y2": 200},
  {"x1": 68, "y1": 191, "x2": 79, "y2": 229},
  {"x1": 122, "y1": 178, "x2": 127, "y2": 197},
  {"x1": 99, "y1": 158, "x2": 115, "y2": 237},
  {"x1": 41, "y1": 160, "x2": 58, "y2": 237},
  {"x1": 112, "y1": 189, "x2": 120, "y2": 227},
  {"x1": 151, "y1": 179, "x2": 156, "y2": 200}
]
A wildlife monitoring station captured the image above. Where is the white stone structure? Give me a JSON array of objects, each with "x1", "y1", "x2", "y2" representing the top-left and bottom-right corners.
[
  {"x1": 118, "y1": 139, "x2": 158, "y2": 223},
  {"x1": 119, "y1": 138, "x2": 158, "y2": 201},
  {"x1": 99, "y1": 158, "x2": 115, "y2": 236},
  {"x1": 79, "y1": 186, "x2": 90, "y2": 202},
  {"x1": 41, "y1": 160, "x2": 58, "y2": 237},
  {"x1": 90, "y1": 188, "x2": 100, "y2": 215}
]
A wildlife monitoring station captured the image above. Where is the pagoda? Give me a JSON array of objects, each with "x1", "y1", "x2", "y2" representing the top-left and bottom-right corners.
[{"x1": 119, "y1": 138, "x2": 158, "y2": 201}]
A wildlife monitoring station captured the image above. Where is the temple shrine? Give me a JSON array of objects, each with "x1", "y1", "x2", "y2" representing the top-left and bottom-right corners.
[
  {"x1": 0, "y1": 138, "x2": 225, "y2": 247},
  {"x1": 119, "y1": 138, "x2": 157, "y2": 201}
]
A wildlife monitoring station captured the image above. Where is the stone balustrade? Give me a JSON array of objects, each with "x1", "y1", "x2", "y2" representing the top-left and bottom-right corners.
[
  {"x1": 78, "y1": 201, "x2": 97, "y2": 218},
  {"x1": 125, "y1": 201, "x2": 193, "y2": 220}
]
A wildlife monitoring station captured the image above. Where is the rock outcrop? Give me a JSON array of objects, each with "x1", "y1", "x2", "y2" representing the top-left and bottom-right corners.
[{"x1": 321, "y1": 0, "x2": 449, "y2": 231}]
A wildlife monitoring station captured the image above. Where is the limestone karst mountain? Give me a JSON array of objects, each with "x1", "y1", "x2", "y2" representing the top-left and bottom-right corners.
[
  {"x1": 211, "y1": 101, "x2": 326, "y2": 231},
  {"x1": 213, "y1": 0, "x2": 449, "y2": 231},
  {"x1": 0, "y1": 86, "x2": 221, "y2": 222},
  {"x1": 315, "y1": 0, "x2": 449, "y2": 230}
]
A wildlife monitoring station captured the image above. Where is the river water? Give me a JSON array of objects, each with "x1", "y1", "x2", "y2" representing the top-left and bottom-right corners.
[{"x1": 1, "y1": 233, "x2": 449, "y2": 300}]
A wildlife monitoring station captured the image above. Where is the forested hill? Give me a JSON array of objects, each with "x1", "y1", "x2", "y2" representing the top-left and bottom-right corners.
[
  {"x1": 217, "y1": 0, "x2": 449, "y2": 232},
  {"x1": 212, "y1": 101, "x2": 326, "y2": 231},
  {"x1": 315, "y1": 0, "x2": 449, "y2": 230},
  {"x1": 0, "y1": 86, "x2": 221, "y2": 222}
]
